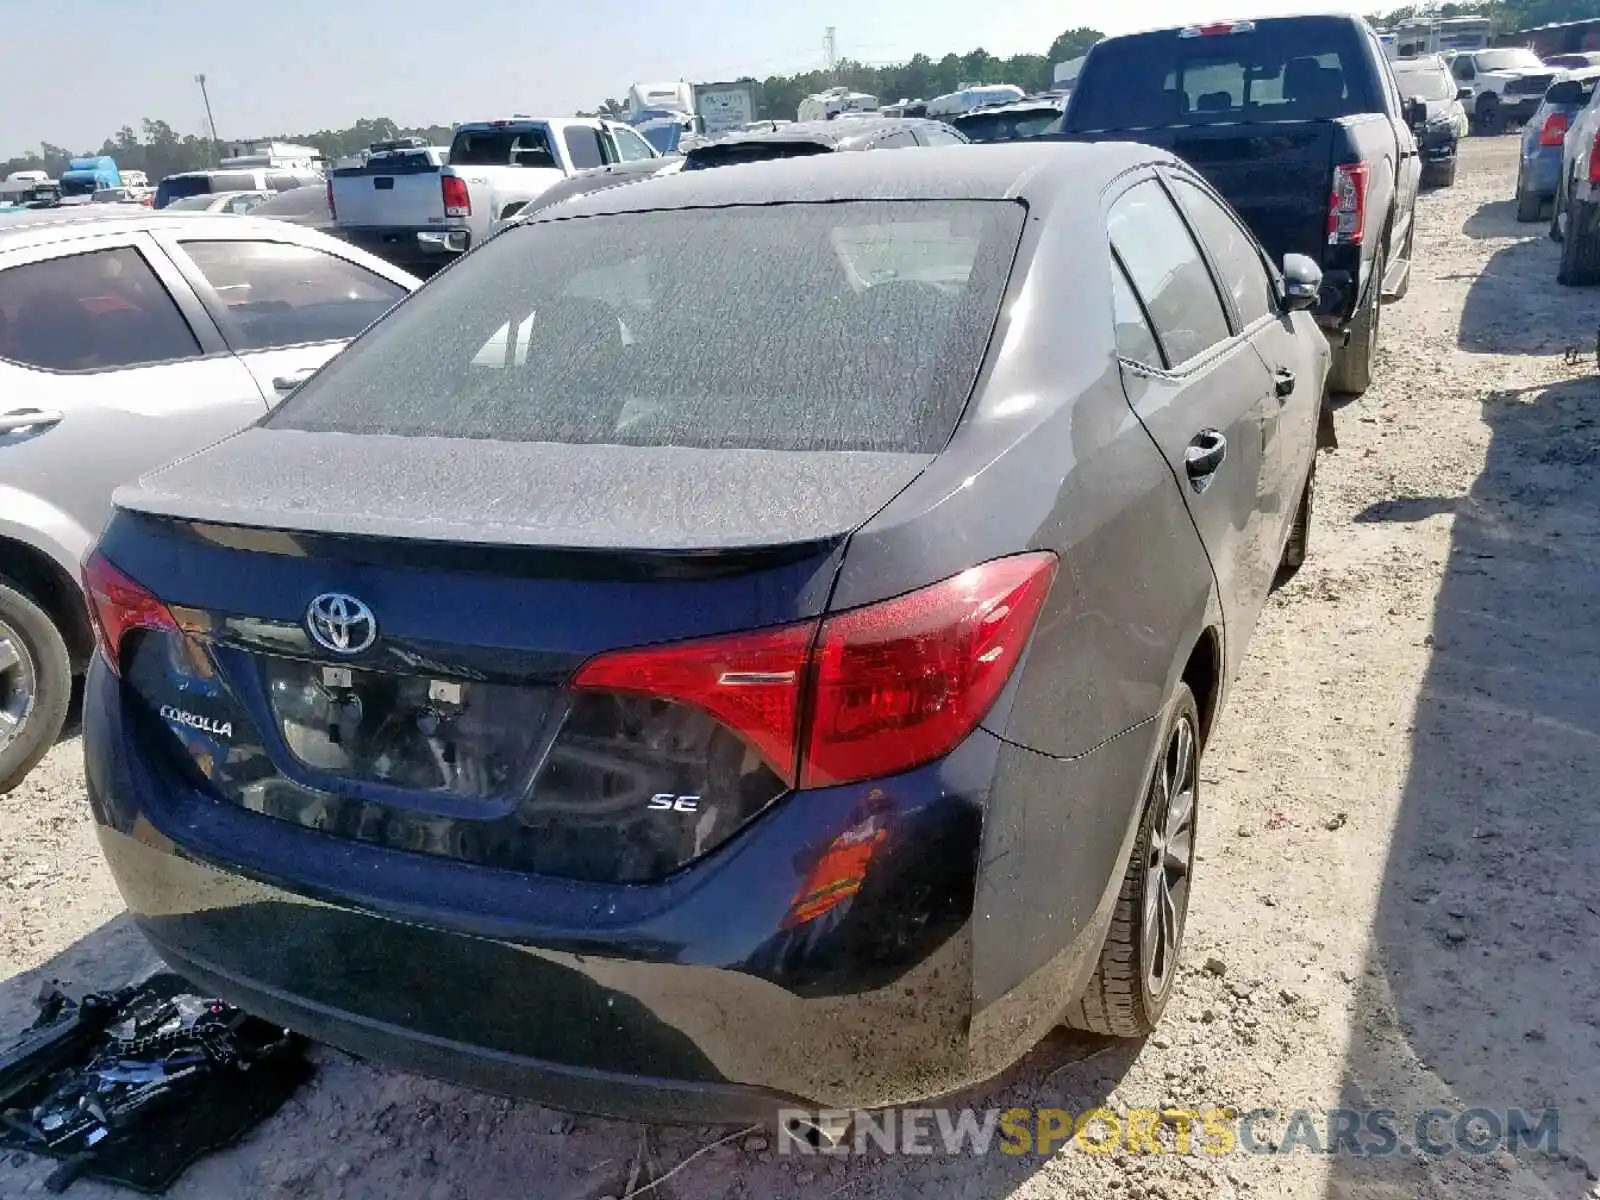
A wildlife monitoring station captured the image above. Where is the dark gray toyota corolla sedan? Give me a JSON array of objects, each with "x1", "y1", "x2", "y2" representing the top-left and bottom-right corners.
[{"x1": 82, "y1": 142, "x2": 1330, "y2": 1133}]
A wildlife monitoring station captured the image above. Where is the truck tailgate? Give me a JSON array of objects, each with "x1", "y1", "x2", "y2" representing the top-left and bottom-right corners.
[
  {"x1": 332, "y1": 165, "x2": 444, "y2": 230},
  {"x1": 1071, "y1": 122, "x2": 1334, "y2": 265}
]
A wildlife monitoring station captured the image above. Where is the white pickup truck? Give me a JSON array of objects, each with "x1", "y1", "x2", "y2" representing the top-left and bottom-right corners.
[{"x1": 330, "y1": 117, "x2": 660, "y2": 275}]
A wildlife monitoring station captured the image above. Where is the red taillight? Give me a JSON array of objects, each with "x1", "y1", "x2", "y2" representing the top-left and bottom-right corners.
[
  {"x1": 442, "y1": 175, "x2": 471, "y2": 218},
  {"x1": 326, "y1": 178, "x2": 336, "y2": 221},
  {"x1": 1590, "y1": 131, "x2": 1600, "y2": 184},
  {"x1": 81, "y1": 551, "x2": 176, "y2": 676},
  {"x1": 1541, "y1": 112, "x2": 1569, "y2": 146},
  {"x1": 802, "y1": 554, "x2": 1057, "y2": 788},
  {"x1": 572, "y1": 621, "x2": 813, "y2": 782},
  {"x1": 1328, "y1": 162, "x2": 1370, "y2": 246},
  {"x1": 570, "y1": 553, "x2": 1058, "y2": 790}
]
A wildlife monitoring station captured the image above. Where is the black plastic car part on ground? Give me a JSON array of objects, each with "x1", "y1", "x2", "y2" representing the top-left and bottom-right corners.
[
  {"x1": 0, "y1": 974, "x2": 310, "y2": 1193},
  {"x1": 82, "y1": 143, "x2": 1328, "y2": 1123}
]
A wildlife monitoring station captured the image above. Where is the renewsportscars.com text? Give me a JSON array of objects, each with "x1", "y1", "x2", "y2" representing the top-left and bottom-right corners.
[{"x1": 775, "y1": 1106, "x2": 1560, "y2": 1158}]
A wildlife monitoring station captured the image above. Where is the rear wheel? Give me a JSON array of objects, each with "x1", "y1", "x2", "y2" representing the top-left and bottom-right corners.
[
  {"x1": 1558, "y1": 198, "x2": 1600, "y2": 286},
  {"x1": 1516, "y1": 165, "x2": 1545, "y2": 222},
  {"x1": 1063, "y1": 684, "x2": 1199, "y2": 1038},
  {"x1": 1551, "y1": 169, "x2": 1570, "y2": 243},
  {"x1": 1276, "y1": 462, "x2": 1314, "y2": 586},
  {"x1": 0, "y1": 580, "x2": 71, "y2": 795},
  {"x1": 1329, "y1": 246, "x2": 1385, "y2": 396}
]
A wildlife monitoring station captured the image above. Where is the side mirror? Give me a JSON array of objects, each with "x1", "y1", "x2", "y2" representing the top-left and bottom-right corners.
[
  {"x1": 1457, "y1": 86, "x2": 1474, "y2": 101},
  {"x1": 1280, "y1": 253, "x2": 1322, "y2": 312},
  {"x1": 1406, "y1": 97, "x2": 1429, "y2": 128}
]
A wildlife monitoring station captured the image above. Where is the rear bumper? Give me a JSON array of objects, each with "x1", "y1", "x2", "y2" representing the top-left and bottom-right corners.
[
  {"x1": 84, "y1": 655, "x2": 1122, "y2": 1119},
  {"x1": 337, "y1": 226, "x2": 470, "y2": 275},
  {"x1": 1492, "y1": 95, "x2": 1543, "y2": 125}
]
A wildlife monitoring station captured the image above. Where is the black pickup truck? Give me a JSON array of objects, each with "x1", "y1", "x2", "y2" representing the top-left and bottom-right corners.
[{"x1": 1058, "y1": 14, "x2": 1421, "y2": 395}]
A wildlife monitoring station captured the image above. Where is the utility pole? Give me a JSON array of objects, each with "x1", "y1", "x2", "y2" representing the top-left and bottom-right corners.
[
  {"x1": 824, "y1": 26, "x2": 838, "y2": 78},
  {"x1": 195, "y1": 73, "x2": 220, "y2": 166}
]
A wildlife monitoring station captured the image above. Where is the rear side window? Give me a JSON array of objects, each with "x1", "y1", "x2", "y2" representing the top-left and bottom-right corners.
[
  {"x1": 1109, "y1": 181, "x2": 1232, "y2": 367},
  {"x1": 1110, "y1": 263, "x2": 1164, "y2": 370},
  {"x1": 562, "y1": 128, "x2": 606, "y2": 170},
  {"x1": 267, "y1": 200, "x2": 1028, "y2": 454},
  {"x1": 179, "y1": 241, "x2": 407, "y2": 351},
  {"x1": 1169, "y1": 177, "x2": 1277, "y2": 328},
  {"x1": 0, "y1": 247, "x2": 200, "y2": 372},
  {"x1": 1068, "y1": 18, "x2": 1378, "y2": 129}
]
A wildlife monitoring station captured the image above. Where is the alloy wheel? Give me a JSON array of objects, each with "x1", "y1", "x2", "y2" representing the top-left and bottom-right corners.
[
  {"x1": 1142, "y1": 711, "x2": 1197, "y2": 999},
  {"x1": 0, "y1": 618, "x2": 36, "y2": 755}
]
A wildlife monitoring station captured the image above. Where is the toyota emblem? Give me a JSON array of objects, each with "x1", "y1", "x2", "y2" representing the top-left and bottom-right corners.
[{"x1": 305, "y1": 593, "x2": 378, "y2": 655}]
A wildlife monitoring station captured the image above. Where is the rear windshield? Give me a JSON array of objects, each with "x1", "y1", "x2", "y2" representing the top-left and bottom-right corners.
[
  {"x1": 267, "y1": 200, "x2": 1026, "y2": 454},
  {"x1": 450, "y1": 127, "x2": 556, "y2": 168},
  {"x1": 682, "y1": 141, "x2": 832, "y2": 170},
  {"x1": 1067, "y1": 18, "x2": 1378, "y2": 130},
  {"x1": 1474, "y1": 49, "x2": 1543, "y2": 72},
  {"x1": 951, "y1": 107, "x2": 1063, "y2": 142},
  {"x1": 1392, "y1": 61, "x2": 1456, "y2": 101},
  {"x1": 157, "y1": 176, "x2": 212, "y2": 206}
]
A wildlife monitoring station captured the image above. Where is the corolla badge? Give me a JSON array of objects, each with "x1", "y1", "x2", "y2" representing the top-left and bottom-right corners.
[{"x1": 306, "y1": 593, "x2": 378, "y2": 655}]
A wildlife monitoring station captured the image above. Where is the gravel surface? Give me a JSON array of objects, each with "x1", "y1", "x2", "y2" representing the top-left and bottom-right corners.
[{"x1": 3, "y1": 136, "x2": 1598, "y2": 1200}]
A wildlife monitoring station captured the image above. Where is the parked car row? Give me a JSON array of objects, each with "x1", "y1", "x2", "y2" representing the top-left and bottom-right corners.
[{"x1": 7, "y1": 9, "x2": 1431, "y2": 1142}]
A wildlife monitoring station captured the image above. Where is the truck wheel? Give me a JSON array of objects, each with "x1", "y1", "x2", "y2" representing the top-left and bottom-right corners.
[
  {"x1": 1330, "y1": 247, "x2": 1384, "y2": 396},
  {"x1": 0, "y1": 579, "x2": 72, "y2": 795},
  {"x1": 1558, "y1": 198, "x2": 1600, "y2": 286},
  {"x1": 1063, "y1": 683, "x2": 1200, "y2": 1038}
]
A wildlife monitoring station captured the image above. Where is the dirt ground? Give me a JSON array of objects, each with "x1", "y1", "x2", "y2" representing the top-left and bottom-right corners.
[{"x1": 3, "y1": 135, "x2": 1598, "y2": 1200}]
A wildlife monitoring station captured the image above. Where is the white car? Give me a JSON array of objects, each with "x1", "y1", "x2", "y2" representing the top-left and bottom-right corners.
[
  {"x1": 161, "y1": 190, "x2": 273, "y2": 215},
  {"x1": 0, "y1": 207, "x2": 420, "y2": 791}
]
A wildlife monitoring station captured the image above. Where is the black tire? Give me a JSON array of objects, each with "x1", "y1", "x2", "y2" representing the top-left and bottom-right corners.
[
  {"x1": 1516, "y1": 168, "x2": 1545, "y2": 222},
  {"x1": 1329, "y1": 246, "x2": 1384, "y2": 396},
  {"x1": 1063, "y1": 683, "x2": 1200, "y2": 1038},
  {"x1": 1276, "y1": 462, "x2": 1314, "y2": 585},
  {"x1": 1558, "y1": 198, "x2": 1600, "y2": 287},
  {"x1": 0, "y1": 580, "x2": 72, "y2": 795}
]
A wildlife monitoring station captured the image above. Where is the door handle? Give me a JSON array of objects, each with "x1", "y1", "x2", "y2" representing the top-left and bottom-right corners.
[
  {"x1": 272, "y1": 368, "x2": 317, "y2": 394},
  {"x1": 1184, "y1": 429, "x2": 1228, "y2": 493},
  {"x1": 0, "y1": 408, "x2": 64, "y2": 435},
  {"x1": 1275, "y1": 368, "x2": 1296, "y2": 398}
]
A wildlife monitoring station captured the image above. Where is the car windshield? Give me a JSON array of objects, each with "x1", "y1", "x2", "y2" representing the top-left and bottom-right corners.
[
  {"x1": 1393, "y1": 63, "x2": 1456, "y2": 101},
  {"x1": 266, "y1": 200, "x2": 1027, "y2": 454},
  {"x1": 249, "y1": 185, "x2": 329, "y2": 218},
  {"x1": 1476, "y1": 49, "x2": 1544, "y2": 71},
  {"x1": 1066, "y1": 17, "x2": 1377, "y2": 130},
  {"x1": 639, "y1": 124, "x2": 683, "y2": 154},
  {"x1": 951, "y1": 107, "x2": 1063, "y2": 142}
]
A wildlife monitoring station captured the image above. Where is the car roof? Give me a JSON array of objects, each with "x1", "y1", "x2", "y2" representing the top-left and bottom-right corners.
[
  {"x1": 0, "y1": 207, "x2": 333, "y2": 252},
  {"x1": 687, "y1": 116, "x2": 953, "y2": 153},
  {"x1": 953, "y1": 98, "x2": 1066, "y2": 117},
  {"x1": 538, "y1": 141, "x2": 1172, "y2": 223}
]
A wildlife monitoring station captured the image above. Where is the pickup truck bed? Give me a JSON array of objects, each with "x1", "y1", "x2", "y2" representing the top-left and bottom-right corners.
[{"x1": 1058, "y1": 14, "x2": 1421, "y2": 395}]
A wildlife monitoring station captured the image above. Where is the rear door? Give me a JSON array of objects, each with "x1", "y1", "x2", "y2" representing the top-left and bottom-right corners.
[
  {"x1": 153, "y1": 229, "x2": 414, "y2": 403},
  {"x1": 0, "y1": 233, "x2": 265, "y2": 554},
  {"x1": 1107, "y1": 176, "x2": 1279, "y2": 677},
  {"x1": 1165, "y1": 168, "x2": 1321, "y2": 547}
]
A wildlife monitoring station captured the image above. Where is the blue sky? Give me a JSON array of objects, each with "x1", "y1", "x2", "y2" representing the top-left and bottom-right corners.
[{"x1": 4, "y1": 0, "x2": 1362, "y2": 156}]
